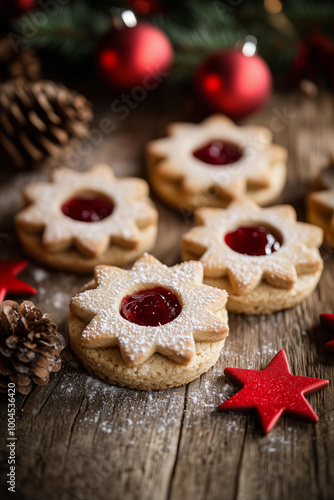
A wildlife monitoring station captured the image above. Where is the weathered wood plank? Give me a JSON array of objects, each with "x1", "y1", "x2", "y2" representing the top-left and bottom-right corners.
[
  {"x1": 0, "y1": 91, "x2": 333, "y2": 500},
  {"x1": 168, "y1": 93, "x2": 334, "y2": 500}
]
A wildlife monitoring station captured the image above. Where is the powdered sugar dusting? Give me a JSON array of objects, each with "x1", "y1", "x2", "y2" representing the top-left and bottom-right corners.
[
  {"x1": 150, "y1": 115, "x2": 278, "y2": 194},
  {"x1": 32, "y1": 267, "x2": 49, "y2": 283},
  {"x1": 70, "y1": 254, "x2": 228, "y2": 365},
  {"x1": 15, "y1": 164, "x2": 157, "y2": 256},
  {"x1": 41, "y1": 361, "x2": 185, "y2": 437},
  {"x1": 183, "y1": 199, "x2": 323, "y2": 293}
]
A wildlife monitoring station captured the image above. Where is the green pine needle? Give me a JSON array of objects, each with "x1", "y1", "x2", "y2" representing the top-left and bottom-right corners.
[{"x1": 12, "y1": 1, "x2": 110, "y2": 62}]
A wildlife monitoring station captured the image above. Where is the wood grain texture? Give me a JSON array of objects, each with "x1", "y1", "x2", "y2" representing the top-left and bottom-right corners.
[{"x1": 0, "y1": 90, "x2": 333, "y2": 500}]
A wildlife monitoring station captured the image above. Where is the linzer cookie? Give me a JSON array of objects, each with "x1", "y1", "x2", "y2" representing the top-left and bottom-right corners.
[
  {"x1": 182, "y1": 199, "x2": 323, "y2": 315},
  {"x1": 15, "y1": 164, "x2": 158, "y2": 273},
  {"x1": 147, "y1": 114, "x2": 287, "y2": 211},
  {"x1": 69, "y1": 254, "x2": 229, "y2": 389},
  {"x1": 307, "y1": 160, "x2": 334, "y2": 248}
]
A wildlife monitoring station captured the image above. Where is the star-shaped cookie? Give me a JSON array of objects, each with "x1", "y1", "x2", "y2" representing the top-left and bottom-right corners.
[
  {"x1": 15, "y1": 165, "x2": 158, "y2": 272},
  {"x1": 147, "y1": 114, "x2": 287, "y2": 210},
  {"x1": 182, "y1": 199, "x2": 323, "y2": 296},
  {"x1": 308, "y1": 190, "x2": 334, "y2": 248},
  {"x1": 70, "y1": 254, "x2": 229, "y2": 367},
  {"x1": 307, "y1": 158, "x2": 334, "y2": 248}
]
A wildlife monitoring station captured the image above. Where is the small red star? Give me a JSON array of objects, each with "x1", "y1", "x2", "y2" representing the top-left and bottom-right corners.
[
  {"x1": 320, "y1": 313, "x2": 334, "y2": 352},
  {"x1": 0, "y1": 261, "x2": 37, "y2": 303},
  {"x1": 218, "y1": 350, "x2": 329, "y2": 434}
]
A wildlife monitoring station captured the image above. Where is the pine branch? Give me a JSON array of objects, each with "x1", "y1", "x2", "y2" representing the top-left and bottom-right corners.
[
  {"x1": 152, "y1": 0, "x2": 246, "y2": 79},
  {"x1": 283, "y1": 0, "x2": 334, "y2": 36},
  {"x1": 8, "y1": 0, "x2": 334, "y2": 84},
  {"x1": 12, "y1": 1, "x2": 110, "y2": 62}
]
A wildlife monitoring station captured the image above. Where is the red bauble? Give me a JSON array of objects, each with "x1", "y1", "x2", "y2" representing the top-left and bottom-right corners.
[
  {"x1": 126, "y1": 0, "x2": 162, "y2": 15},
  {"x1": 291, "y1": 33, "x2": 334, "y2": 87},
  {"x1": 195, "y1": 49, "x2": 272, "y2": 119},
  {"x1": 97, "y1": 23, "x2": 173, "y2": 90},
  {"x1": 0, "y1": 0, "x2": 36, "y2": 18}
]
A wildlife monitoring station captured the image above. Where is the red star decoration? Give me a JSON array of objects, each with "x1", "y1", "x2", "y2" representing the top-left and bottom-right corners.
[
  {"x1": 0, "y1": 261, "x2": 37, "y2": 303},
  {"x1": 320, "y1": 313, "x2": 334, "y2": 352},
  {"x1": 218, "y1": 350, "x2": 329, "y2": 434}
]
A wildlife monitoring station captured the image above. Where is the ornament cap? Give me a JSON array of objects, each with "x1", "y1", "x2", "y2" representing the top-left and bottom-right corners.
[
  {"x1": 110, "y1": 8, "x2": 138, "y2": 30},
  {"x1": 240, "y1": 35, "x2": 258, "y2": 57}
]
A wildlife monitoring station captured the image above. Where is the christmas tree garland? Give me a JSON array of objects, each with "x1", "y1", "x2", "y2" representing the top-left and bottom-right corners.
[{"x1": 3, "y1": 0, "x2": 334, "y2": 88}]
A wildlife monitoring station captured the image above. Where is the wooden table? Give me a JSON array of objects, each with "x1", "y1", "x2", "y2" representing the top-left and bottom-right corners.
[{"x1": 0, "y1": 89, "x2": 333, "y2": 500}]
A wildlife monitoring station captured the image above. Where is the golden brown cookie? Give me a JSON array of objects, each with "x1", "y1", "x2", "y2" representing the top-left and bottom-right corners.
[
  {"x1": 147, "y1": 114, "x2": 287, "y2": 211},
  {"x1": 182, "y1": 199, "x2": 323, "y2": 315},
  {"x1": 307, "y1": 161, "x2": 334, "y2": 248},
  {"x1": 310, "y1": 158, "x2": 334, "y2": 192},
  {"x1": 15, "y1": 164, "x2": 158, "y2": 273},
  {"x1": 69, "y1": 254, "x2": 229, "y2": 389}
]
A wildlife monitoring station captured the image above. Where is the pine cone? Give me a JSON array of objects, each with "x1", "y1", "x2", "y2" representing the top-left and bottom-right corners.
[
  {"x1": 0, "y1": 300, "x2": 66, "y2": 395},
  {"x1": 0, "y1": 36, "x2": 40, "y2": 83},
  {"x1": 0, "y1": 80, "x2": 93, "y2": 169}
]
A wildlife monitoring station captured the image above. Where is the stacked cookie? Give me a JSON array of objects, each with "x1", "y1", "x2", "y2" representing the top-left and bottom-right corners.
[
  {"x1": 307, "y1": 160, "x2": 334, "y2": 249},
  {"x1": 181, "y1": 199, "x2": 323, "y2": 315},
  {"x1": 147, "y1": 114, "x2": 287, "y2": 210},
  {"x1": 69, "y1": 254, "x2": 229, "y2": 389},
  {"x1": 15, "y1": 164, "x2": 158, "y2": 273}
]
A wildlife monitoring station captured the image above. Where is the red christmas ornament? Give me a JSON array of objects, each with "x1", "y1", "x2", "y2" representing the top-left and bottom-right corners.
[
  {"x1": 320, "y1": 313, "x2": 334, "y2": 352},
  {"x1": 97, "y1": 22, "x2": 173, "y2": 90},
  {"x1": 291, "y1": 33, "x2": 334, "y2": 87},
  {"x1": 195, "y1": 49, "x2": 272, "y2": 119},
  {"x1": 0, "y1": 0, "x2": 36, "y2": 18},
  {"x1": 218, "y1": 350, "x2": 329, "y2": 434},
  {"x1": 0, "y1": 261, "x2": 37, "y2": 303},
  {"x1": 126, "y1": 0, "x2": 162, "y2": 16}
]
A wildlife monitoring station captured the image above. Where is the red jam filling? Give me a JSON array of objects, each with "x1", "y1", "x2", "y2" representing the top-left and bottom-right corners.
[
  {"x1": 61, "y1": 195, "x2": 114, "y2": 222},
  {"x1": 192, "y1": 140, "x2": 243, "y2": 166},
  {"x1": 224, "y1": 226, "x2": 282, "y2": 256},
  {"x1": 120, "y1": 286, "x2": 181, "y2": 327}
]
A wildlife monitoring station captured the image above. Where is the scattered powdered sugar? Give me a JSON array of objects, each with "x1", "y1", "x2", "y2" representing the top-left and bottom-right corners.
[
  {"x1": 255, "y1": 341, "x2": 278, "y2": 357},
  {"x1": 34, "y1": 348, "x2": 241, "y2": 437},
  {"x1": 32, "y1": 267, "x2": 49, "y2": 283},
  {"x1": 57, "y1": 366, "x2": 184, "y2": 435},
  {"x1": 38, "y1": 287, "x2": 68, "y2": 310},
  {"x1": 27, "y1": 334, "x2": 326, "y2": 445},
  {"x1": 28, "y1": 268, "x2": 85, "y2": 325}
]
